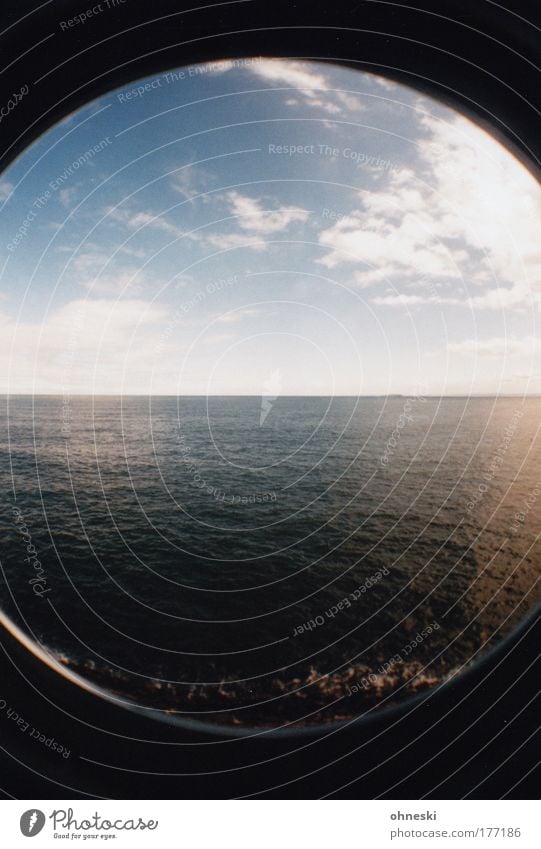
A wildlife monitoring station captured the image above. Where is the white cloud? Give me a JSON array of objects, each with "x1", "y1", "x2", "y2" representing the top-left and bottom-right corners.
[
  {"x1": 419, "y1": 111, "x2": 541, "y2": 296},
  {"x1": 464, "y1": 287, "x2": 528, "y2": 311},
  {"x1": 128, "y1": 210, "x2": 180, "y2": 237},
  {"x1": 248, "y1": 59, "x2": 366, "y2": 115},
  {"x1": 317, "y1": 109, "x2": 541, "y2": 311},
  {"x1": 0, "y1": 299, "x2": 169, "y2": 394},
  {"x1": 170, "y1": 164, "x2": 214, "y2": 202},
  {"x1": 372, "y1": 293, "x2": 439, "y2": 307},
  {"x1": 106, "y1": 204, "x2": 182, "y2": 238},
  {"x1": 214, "y1": 307, "x2": 263, "y2": 323},
  {"x1": 65, "y1": 246, "x2": 148, "y2": 295},
  {"x1": 227, "y1": 191, "x2": 309, "y2": 234},
  {"x1": 68, "y1": 246, "x2": 110, "y2": 276},
  {"x1": 372, "y1": 286, "x2": 525, "y2": 310},
  {"x1": 447, "y1": 336, "x2": 539, "y2": 359},
  {"x1": 371, "y1": 75, "x2": 397, "y2": 92},
  {"x1": 0, "y1": 180, "x2": 13, "y2": 202},
  {"x1": 87, "y1": 269, "x2": 147, "y2": 296},
  {"x1": 200, "y1": 192, "x2": 309, "y2": 253},
  {"x1": 318, "y1": 183, "x2": 462, "y2": 280},
  {"x1": 120, "y1": 245, "x2": 148, "y2": 260},
  {"x1": 58, "y1": 186, "x2": 79, "y2": 209},
  {"x1": 203, "y1": 232, "x2": 267, "y2": 252}
]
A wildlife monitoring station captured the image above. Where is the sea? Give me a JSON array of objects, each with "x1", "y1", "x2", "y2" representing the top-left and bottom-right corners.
[{"x1": 1, "y1": 395, "x2": 540, "y2": 726}]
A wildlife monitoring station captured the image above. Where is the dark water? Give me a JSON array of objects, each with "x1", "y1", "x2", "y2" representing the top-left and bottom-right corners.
[{"x1": 1, "y1": 395, "x2": 540, "y2": 726}]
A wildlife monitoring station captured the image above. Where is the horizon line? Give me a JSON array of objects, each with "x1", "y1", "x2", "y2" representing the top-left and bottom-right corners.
[{"x1": 2, "y1": 393, "x2": 539, "y2": 399}]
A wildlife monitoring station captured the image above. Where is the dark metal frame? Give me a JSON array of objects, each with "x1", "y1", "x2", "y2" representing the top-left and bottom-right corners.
[{"x1": 0, "y1": 0, "x2": 539, "y2": 798}]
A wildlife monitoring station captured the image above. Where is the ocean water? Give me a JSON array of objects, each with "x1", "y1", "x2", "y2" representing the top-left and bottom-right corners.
[{"x1": 1, "y1": 395, "x2": 540, "y2": 726}]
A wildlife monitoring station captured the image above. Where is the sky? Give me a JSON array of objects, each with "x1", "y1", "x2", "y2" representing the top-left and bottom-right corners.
[{"x1": 1, "y1": 57, "x2": 541, "y2": 395}]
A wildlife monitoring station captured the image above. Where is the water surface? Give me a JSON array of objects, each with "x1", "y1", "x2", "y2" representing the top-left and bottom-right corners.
[{"x1": 1, "y1": 395, "x2": 539, "y2": 726}]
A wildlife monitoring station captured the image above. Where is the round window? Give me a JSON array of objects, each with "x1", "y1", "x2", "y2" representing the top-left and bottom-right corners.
[{"x1": 1, "y1": 58, "x2": 540, "y2": 729}]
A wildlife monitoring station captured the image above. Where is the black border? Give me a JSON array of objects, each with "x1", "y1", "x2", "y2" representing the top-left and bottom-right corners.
[{"x1": 0, "y1": 0, "x2": 540, "y2": 799}]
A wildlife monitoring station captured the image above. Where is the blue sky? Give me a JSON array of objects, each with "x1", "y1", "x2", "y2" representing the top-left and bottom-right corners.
[{"x1": 1, "y1": 58, "x2": 540, "y2": 395}]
